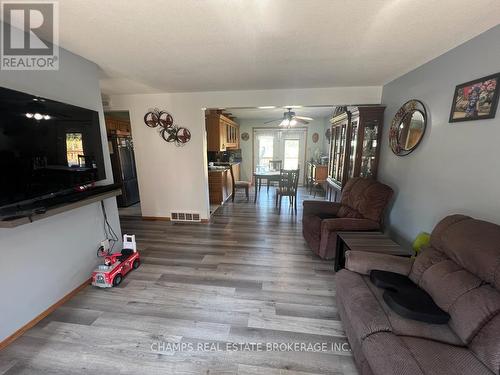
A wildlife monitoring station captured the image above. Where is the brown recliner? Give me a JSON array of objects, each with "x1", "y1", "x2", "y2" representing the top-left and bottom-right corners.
[{"x1": 302, "y1": 177, "x2": 393, "y2": 259}]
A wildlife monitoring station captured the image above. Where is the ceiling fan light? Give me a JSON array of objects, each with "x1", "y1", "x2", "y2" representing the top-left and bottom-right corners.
[
  {"x1": 280, "y1": 119, "x2": 290, "y2": 127},
  {"x1": 25, "y1": 113, "x2": 33, "y2": 118},
  {"x1": 34, "y1": 113, "x2": 43, "y2": 120},
  {"x1": 290, "y1": 119, "x2": 297, "y2": 126}
]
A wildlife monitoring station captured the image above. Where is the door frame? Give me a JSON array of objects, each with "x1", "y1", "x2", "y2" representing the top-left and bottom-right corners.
[{"x1": 251, "y1": 126, "x2": 308, "y2": 185}]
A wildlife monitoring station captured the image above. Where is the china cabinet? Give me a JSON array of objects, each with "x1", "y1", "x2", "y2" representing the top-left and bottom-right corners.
[{"x1": 326, "y1": 106, "x2": 385, "y2": 201}]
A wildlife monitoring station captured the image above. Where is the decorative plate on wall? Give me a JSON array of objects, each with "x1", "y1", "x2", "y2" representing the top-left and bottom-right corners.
[
  {"x1": 312, "y1": 132, "x2": 319, "y2": 143},
  {"x1": 241, "y1": 132, "x2": 249, "y2": 141}
]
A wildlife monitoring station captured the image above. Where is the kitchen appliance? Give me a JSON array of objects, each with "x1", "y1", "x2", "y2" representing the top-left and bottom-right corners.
[{"x1": 108, "y1": 134, "x2": 140, "y2": 207}]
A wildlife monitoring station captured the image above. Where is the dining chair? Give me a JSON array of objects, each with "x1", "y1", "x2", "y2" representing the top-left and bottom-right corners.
[
  {"x1": 229, "y1": 164, "x2": 251, "y2": 202},
  {"x1": 267, "y1": 160, "x2": 283, "y2": 192},
  {"x1": 269, "y1": 160, "x2": 283, "y2": 171},
  {"x1": 275, "y1": 168, "x2": 300, "y2": 212}
]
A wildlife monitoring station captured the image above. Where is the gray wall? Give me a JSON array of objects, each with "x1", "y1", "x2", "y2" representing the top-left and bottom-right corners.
[
  {"x1": 379, "y1": 25, "x2": 500, "y2": 246},
  {"x1": 0, "y1": 46, "x2": 121, "y2": 341}
]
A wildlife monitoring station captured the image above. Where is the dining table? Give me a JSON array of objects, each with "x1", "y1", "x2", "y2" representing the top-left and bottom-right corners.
[{"x1": 253, "y1": 170, "x2": 281, "y2": 203}]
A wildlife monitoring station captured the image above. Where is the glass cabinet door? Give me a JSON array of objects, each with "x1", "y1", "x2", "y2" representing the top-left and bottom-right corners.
[
  {"x1": 360, "y1": 121, "x2": 379, "y2": 177},
  {"x1": 328, "y1": 126, "x2": 338, "y2": 179},
  {"x1": 336, "y1": 124, "x2": 346, "y2": 182},
  {"x1": 348, "y1": 119, "x2": 359, "y2": 178}
]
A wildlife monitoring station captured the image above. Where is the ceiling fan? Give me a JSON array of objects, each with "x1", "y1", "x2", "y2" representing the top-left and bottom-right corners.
[{"x1": 264, "y1": 108, "x2": 314, "y2": 128}]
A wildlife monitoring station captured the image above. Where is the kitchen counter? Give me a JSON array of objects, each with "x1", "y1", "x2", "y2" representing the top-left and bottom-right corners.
[
  {"x1": 208, "y1": 163, "x2": 241, "y2": 205},
  {"x1": 208, "y1": 162, "x2": 240, "y2": 173}
]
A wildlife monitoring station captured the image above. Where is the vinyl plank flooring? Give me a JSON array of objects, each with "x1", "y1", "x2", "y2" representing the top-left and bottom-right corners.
[
  {"x1": 2, "y1": 188, "x2": 357, "y2": 375},
  {"x1": 248, "y1": 313, "x2": 345, "y2": 337},
  {"x1": 237, "y1": 364, "x2": 324, "y2": 375}
]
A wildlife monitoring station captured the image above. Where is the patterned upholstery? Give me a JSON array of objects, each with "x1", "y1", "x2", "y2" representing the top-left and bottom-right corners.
[
  {"x1": 336, "y1": 214, "x2": 500, "y2": 374},
  {"x1": 402, "y1": 336, "x2": 494, "y2": 375},
  {"x1": 302, "y1": 178, "x2": 393, "y2": 259}
]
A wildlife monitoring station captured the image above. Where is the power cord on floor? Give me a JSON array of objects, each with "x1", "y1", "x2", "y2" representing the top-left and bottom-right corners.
[{"x1": 98, "y1": 200, "x2": 119, "y2": 256}]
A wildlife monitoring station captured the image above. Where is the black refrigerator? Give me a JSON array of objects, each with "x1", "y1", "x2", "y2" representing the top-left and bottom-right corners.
[{"x1": 108, "y1": 134, "x2": 140, "y2": 207}]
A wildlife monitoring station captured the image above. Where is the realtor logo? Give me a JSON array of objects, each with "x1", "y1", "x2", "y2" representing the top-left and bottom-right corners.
[{"x1": 1, "y1": 1, "x2": 59, "y2": 70}]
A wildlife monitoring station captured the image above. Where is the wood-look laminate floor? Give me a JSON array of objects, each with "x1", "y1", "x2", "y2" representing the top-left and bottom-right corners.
[{"x1": 0, "y1": 187, "x2": 358, "y2": 375}]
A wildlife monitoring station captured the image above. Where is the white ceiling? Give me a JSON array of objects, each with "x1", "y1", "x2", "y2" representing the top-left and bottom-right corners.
[
  {"x1": 51, "y1": 0, "x2": 500, "y2": 94},
  {"x1": 225, "y1": 106, "x2": 334, "y2": 121}
]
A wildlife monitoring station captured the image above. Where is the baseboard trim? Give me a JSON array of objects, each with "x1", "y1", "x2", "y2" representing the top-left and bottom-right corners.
[
  {"x1": 0, "y1": 278, "x2": 91, "y2": 351},
  {"x1": 142, "y1": 216, "x2": 170, "y2": 221},
  {"x1": 142, "y1": 216, "x2": 210, "y2": 224}
]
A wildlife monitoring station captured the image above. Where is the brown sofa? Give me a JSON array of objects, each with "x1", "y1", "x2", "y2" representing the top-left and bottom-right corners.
[
  {"x1": 336, "y1": 214, "x2": 500, "y2": 375},
  {"x1": 302, "y1": 178, "x2": 393, "y2": 259}
]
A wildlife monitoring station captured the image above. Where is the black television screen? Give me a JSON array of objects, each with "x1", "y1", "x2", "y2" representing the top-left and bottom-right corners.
[{"x1": 0, "y1": 86, "x2": 106, "y2": 208}]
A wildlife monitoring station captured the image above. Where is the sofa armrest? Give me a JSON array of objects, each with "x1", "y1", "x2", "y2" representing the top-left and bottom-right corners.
[
  {"x1": 345, "y1": 250, "x2": 414, "y2": 276},
  {"x1": 321, "y1": 217, "x2": 380, "y2": 232},
  {"x1": 302, "y1": 200, "x2": 342, "y2": 217}
]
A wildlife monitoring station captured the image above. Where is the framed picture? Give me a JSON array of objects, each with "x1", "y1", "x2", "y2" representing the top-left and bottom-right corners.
[{"x1": 449, "y1": 73, "x2": 499, "y2": 122}]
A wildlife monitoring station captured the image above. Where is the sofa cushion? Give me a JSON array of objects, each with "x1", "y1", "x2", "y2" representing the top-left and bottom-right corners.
[
  {"x1": 409, "y1": 241, "x2": 500, "y2": 347},
  {"x1": 337, "y1": 204, "x2": 364, "y2": 218},
  {"x1": 335, "y1": 270, "x2": 391, "y2": 340},
  {"x1": 365, "y1": 279, "x2": 463, "y2": 346},
  {"x1": 448, "y1": 284, "x2": 500, "y2": 344},
  {"x1": 361, "y1": 332, "x2": 424, "y2": 375},
  {"x1": 419, "y1": 259, "x2": 482, "y2": 311},
  {"x1": 401, "y1": 336, "x2": 494, "y2": 375},
  {"x1": 409, "y1": 246, "x2": 448, "y2": 285},
  {"x1": 340, "y1": 177, "x2": 393, "y2": 223},
  {"x1": 429, "y1": 214, "x2": 500, "y2": 290},
  {"x1": 302, "y1": 214, "x2": 322, "y2": 252},
  {"x1": 336, "y1": 287, "x2": 366, "y2": 374},
  {"x1": 345, "y1": 250, "x2": 413, "y2": 277},
  {"x1": 470, "y1": 312, "x2": 500, "y2": 374}
]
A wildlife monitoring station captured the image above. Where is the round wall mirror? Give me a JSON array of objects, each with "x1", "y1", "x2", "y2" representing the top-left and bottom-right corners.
[{"x1": 389, "y1": 100, "x2": 427, "y2": 156}]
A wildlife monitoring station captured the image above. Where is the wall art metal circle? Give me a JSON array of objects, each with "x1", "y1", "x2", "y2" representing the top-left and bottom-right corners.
[
  {"x1": 143, "y1": 108, "x2": 191, "y2": 147},
  {"x1": 389, "y1": 99, "x2": 427, "y2": 156}
]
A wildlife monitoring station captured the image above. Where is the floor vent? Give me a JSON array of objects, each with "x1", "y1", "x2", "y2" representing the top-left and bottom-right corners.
[{"x1": 171, "y1": 211, "x2": 201, "y2": 222}]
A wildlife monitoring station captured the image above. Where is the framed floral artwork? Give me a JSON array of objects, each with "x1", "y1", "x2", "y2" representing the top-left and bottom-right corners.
[{"x1": 449, "y1": 73, "x2": 499, "y2": 122}]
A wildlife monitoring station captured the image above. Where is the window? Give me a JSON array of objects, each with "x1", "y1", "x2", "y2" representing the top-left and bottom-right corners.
[
  {"x1": 66, "y1": 133, "x2": 84, "y2": 167},
  {"x1": 257, "y1": 135, "x2": 274, "y2": 171},
  {"x1": 283, "y1": 139, "x2": 299, "y2": 169}
]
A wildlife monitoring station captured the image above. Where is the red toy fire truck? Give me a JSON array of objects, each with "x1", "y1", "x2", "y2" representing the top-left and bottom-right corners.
[{"x1": 91, "y1": 234, "x2": 140, "y2": 288}]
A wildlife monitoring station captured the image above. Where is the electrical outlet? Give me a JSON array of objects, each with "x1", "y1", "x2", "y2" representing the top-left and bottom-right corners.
[{"x1": 100, "y1": 239, "x2": 110, "y2": 252}]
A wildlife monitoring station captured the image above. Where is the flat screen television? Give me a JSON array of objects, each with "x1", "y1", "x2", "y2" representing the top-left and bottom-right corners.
[{"x1": 0, "y1": 86, "x2": 106, "y2": 209}]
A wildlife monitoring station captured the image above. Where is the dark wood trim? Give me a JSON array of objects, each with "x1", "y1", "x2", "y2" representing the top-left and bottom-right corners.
[
  {"x1": 0, "y1": 278, "x2": 91, "y2": 351},
  {"x1": 0, "y1": 189, "x2": 122, "y2": 228},
  {"x1": 142, "y1": 216, "x2": 170, "y2": 221}
]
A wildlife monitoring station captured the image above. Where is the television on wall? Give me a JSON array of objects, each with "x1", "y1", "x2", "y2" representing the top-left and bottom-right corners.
[{"x1": 0, "y1": 86, "x2": 106, "y2": 209}]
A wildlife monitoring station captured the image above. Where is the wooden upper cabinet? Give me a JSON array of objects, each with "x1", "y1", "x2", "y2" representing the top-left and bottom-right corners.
[
  {"x1": 206, "y1": 112, "x2": 240, "y2": 151},
  {"x1": 105, "y1": 116, "x2": 131, "y2": 134}
]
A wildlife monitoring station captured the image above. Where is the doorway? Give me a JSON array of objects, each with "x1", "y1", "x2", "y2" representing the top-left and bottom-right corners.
[{"x1": 253, "y1": 128, "x2": 307, "y2": 184}]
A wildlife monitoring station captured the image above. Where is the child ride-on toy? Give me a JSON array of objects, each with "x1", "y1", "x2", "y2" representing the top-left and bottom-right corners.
[{"x1": 91, "y1": 234, "x2": 140, "y2": 288}]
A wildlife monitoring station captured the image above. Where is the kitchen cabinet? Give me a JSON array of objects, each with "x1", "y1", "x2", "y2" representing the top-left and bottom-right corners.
[
  {"x1": 206, "y1": 112, "x2": 239, "y2": 151},
  {"x1": 208, "y1": 163, "x2": 240, "y2": 205}
]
